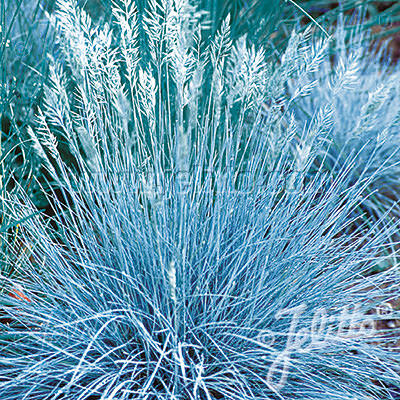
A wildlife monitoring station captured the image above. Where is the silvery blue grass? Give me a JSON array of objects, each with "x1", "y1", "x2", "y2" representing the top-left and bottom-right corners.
[
  {"x1": 290, "y1": 14, "x2": 400, "y2": 249},
  {"x1": 1, "y1": 0, "x2": 400, "y2": 399}
]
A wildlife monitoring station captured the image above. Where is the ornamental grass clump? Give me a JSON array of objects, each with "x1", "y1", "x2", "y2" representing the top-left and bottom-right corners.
[
  {"x1": 1, "y1": 1, "x2": 400, "y2": 399},
  {"x1": 290, "y1": 16, "x2": 400, "y2": 252}
]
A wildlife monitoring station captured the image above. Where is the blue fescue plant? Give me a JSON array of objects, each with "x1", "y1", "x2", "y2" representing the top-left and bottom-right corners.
[
  {"x1": 289, "y1": 14, "x2": 400, "y2": 260},
  {"x1": 1, "y1": 0, "x2": 400, "y2": 399}
]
